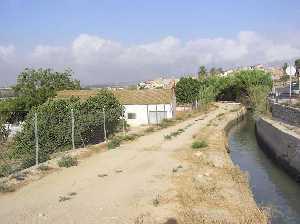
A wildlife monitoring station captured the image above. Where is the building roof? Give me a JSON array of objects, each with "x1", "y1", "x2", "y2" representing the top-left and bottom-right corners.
[{"x1": 57, "y1": 89, "x2": 173, "y2": 105}]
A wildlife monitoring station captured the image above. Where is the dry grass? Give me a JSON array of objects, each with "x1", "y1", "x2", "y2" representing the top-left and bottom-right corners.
[{"x1": 172, "y1": 109, "x2": 268, "y2": 224}]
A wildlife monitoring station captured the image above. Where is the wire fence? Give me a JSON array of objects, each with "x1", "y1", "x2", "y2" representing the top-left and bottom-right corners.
[{"x1": 0, "y1": 107, "x2": 127, "y2": 178}]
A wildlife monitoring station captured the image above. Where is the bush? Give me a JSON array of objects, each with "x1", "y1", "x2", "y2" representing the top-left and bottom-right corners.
[
  {"x1": 192, "y1": 140, "x2": 208, "y2": 149},
  {"x1": 145, "y1": 127, "x2": 155, "y2": 133},
  {"x1": 122, "y1": 134, "x2": 139, "y2": 141},
  {"x1": 57, "y1": 155, "x2": 78, "y2": 168},
  {"x1": 158, "y1": 119, "x2": 174, "y2": 129},
  {"x1": 0, "y1": 182, "x2": 16, "y2": 193},
  {"x1": 164, "y1": 134, "x2": 172, "y2": 140},
  {"x1": 12, "y1": 89, "x2": 123, "y2": 168},
  {"x1": 107, "y1": 137, "x2": 122, "y2": 149},
  {"x1": 0, "y1": 163, "x2": 13, "y2": 177}
]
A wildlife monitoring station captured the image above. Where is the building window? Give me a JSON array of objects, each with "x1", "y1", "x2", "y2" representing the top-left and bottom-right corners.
[{"x1": 127, "y1": 113, "x2": 136, "y2": 119}]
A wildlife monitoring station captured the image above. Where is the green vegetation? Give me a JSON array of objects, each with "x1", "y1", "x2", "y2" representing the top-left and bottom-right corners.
[
  {"x1": 8, "y1": 89, "x2": 123, "y2": 168},
  {"x1": 107, "y1": 137, "x2": 122, "y2": 149},
  {"x1": 107, "y1": 133, "x2": 140, "y2": 149},
  {"x1": 176, "y1": 70, "x2": 272, "y2": 113},
  {"x1": 0, "y1": 182, "x2": 16, "y2": 193},
  {"x1": 164, "y1": 134, "x2": 172, "y2": 140},
  {"x1": 164, "y1": 128, "x2": 185, "y2": 140},
  {"x1": 158, "y1": 118, "x2": 175, "y2": 129},
  {"x1": 198, "y1": 65, "x2": 207, "y2": 79},
  {"x1": 0, "y1": 163, "x2": 13, "y2": 177},
  {"x1": 145, "y1": 127, "x2": 155, "y2": 133},
  {"x1": 57, "y1": 155, "x2": 78, "y2": 168},
  {"x1": 0, "y1": 68, "x2": 80, "y2": 123},
  {"x1": 191, "y1": 140, "x2": 208, "y2": 149}
]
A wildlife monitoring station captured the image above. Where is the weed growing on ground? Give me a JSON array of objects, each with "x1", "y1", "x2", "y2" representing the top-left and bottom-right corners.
[
  {"x1": 230, "y1": 108, "x2": 239, "y2": 112},
  {"x1": 158, "y1": 119, "x2": 175, "y2": 129},
  {"x1": 217, "y1": 112, "x2": 225, "y2": 118},
  {"x1": 0, "y1": 181, "x2": 15, "y2": 193},
  {"x1": 59, "y1": 196, "x2": 71, "y2": 202},
  {"x1": 57, "y1": 156, "x2": 78, "y2": 168},
  {"x1": 0, "y1": 163, "x2": 13, "y2": 177},
  {"x1": 191, "y1": 140, "x2": 208, "y2": 149},
  {"x1": 164, "y1": 134, "x2": 172, "y2": 140},
  {"x1": 107, "y1": 137, "x2": 122, "y2": 149},
  {"x1": 38, "y1": 164, "x2": 50, "y2": 171},
  {"x1": 153, "y1": 194, "x2": 160, "y2": 207},
  {"x1": 164, "y1": 128, "x2": 185, "y2": 140},
  {"x1": 145, "y1": 127, "x2": 155, "y2": 133}
]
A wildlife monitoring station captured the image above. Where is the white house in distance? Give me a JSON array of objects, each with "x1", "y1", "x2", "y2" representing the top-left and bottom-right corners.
[{"x1": 57, "y1": 89, "x2": 176, "y2": 127}]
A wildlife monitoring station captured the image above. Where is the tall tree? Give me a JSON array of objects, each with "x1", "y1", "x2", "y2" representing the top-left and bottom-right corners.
[
  {"x1": 295, "y1": 59, "x2": 300, "y2": 75},
  {"x1": 13, "y1": 68, "x2": 80, "y2": 111},
  {"x1": 282, "y1": 62, "x2": 288, "y2": 74},
  {"x1": 209, "y1": 67, "x2": 217, "y2": 76},
  {"x1": 198, "y1": 66, "x2": 207, "y2": 79},
  {"x1": 175, "y1": 77, "x2": 199, "y2": 104}
]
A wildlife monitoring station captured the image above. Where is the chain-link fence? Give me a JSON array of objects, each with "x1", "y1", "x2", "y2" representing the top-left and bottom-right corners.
[{"x1": 0, "y1": 106, "x2": 127, "y2": 178}]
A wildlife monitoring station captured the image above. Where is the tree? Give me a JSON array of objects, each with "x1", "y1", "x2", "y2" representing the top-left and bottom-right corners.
[
  {"x1": 13, "y1": 68, "x2": 80, "y2": 112},
  {"x1": 175, "y1": 77, "x2": 199, "y2": 104},
  {"x1": 13, "y1": 89, "x2": 123, "y2": 168},
  {"x1": 209, "y1": 67, "x2": 218, "y2": 76},
  {"x1": 198, "y1": 66, "x2": 207, "y2": 79},
  {"x1": 295, "y1": 59, "x2": 300, "y2": 75},
  {"x1": 282, "y1": 62, "x2": 288, "y2": 74}
]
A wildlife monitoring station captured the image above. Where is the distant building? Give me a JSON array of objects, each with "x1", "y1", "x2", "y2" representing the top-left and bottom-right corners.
[
  {"x1": 0, "y1": 88, "x2": 15, "y2": 99},
  {"x1": 137, "y1": 78, "x2": 178, "y2": 90},
  {"x1": 57, "y1": 89, "x2": 176, "y2": 127}
]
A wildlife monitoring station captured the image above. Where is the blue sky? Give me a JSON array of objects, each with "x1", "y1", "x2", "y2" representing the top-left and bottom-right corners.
[{"x1": 0, "y1": 0, "x2": 300, "y2": 85}]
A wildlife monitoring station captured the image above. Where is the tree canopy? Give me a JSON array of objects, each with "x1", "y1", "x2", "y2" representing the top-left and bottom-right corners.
[
  {"x1": 198, "y1": 66, "x2": 207, "y2": 79},
  {"x1": 0, "y1": 68, "x2": 80, "y2": 123},
  {"x1": 13, "y1": 68, "x2": 80, "y2": 111},
  {"x1": 13, "y1": 89, "x2": 123, "y2": 168}
]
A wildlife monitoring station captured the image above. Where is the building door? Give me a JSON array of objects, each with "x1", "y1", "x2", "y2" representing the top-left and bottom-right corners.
[{"x1": 149, "y1": 111, "x2": 167, "y2": 124}]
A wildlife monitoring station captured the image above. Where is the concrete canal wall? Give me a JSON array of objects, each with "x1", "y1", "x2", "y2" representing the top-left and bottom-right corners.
[
  {"x1": 270, "y1": 102, "x2": 300, "y2": 127},
  {"x1": 255, "y1": 117, "x2": 300, "y2": 182}
]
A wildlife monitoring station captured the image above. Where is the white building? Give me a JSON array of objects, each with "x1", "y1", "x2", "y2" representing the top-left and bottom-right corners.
[
  {"x1": 57, "y1": 89, "x2": 176, "y2": 127},
  {"x1": 113, "y1": 89, "x2": 175, "y2": 126}
]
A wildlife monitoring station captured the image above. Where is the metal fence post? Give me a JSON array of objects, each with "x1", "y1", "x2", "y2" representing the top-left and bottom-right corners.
[
  {"x1": 71, "y1": 108, "x2": 75, "y2": 150},
  {"x1": 103, "y1": 108, "x2": 107, "y2": 142},
  {"x1": 34, "y1": 112, "x2": 39, "y2": 167},
  {"x1": 122, "y1": 110, "x2": 126, "y2": 136}
]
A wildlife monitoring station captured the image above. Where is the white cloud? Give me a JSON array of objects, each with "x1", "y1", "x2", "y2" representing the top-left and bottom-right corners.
[
  {"x1": 0, "y1": 31, "x2": 300, "y2": 86},
  {"x1": 0, "y1": 45, "x2": 15, "y2": 62}
]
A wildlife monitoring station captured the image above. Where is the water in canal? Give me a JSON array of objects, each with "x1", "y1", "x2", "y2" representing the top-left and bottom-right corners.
[{"x1": 228, "y1": 115, "x2": 300, "y2": 224}]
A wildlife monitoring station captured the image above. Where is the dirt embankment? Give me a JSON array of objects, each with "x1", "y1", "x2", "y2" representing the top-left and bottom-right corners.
[
  {"x1": 0, "y1": 103, "x2": 267, "y2": 224},
  {"x1": 173, "y1": 104, "x2": 268, "y2": 224}
]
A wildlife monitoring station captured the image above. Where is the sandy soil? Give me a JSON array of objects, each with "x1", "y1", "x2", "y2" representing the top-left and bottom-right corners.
[{"x1": 0, "y1": 103, "x2": 266, "y2": 224}]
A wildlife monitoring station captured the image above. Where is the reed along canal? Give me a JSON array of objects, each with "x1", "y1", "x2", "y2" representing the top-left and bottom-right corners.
[{"x1": 228, "y1": 115, "x2": 300, "y2": 224}]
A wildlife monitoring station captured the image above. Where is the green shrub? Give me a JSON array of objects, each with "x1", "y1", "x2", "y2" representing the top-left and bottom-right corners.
[
  {"x1": 38, "y1": 164, "x2": 50, "y2": 171},
  {"x1": 164, "y1": 134, "x2": 172, "y2": 140},
  {"x1": 107, "y1": 137, "x2": 122, "y2": 149},
  {"x1": 0, "y1": 163, "x2": 13, "y2": 177},
  {"x1": 158, "y1": 119, "x2": 174, "y2": 129},
  {"x1": 192, "y1": 140, "x2": 208, "y2": 149},
  {"x1": 57, "y1": 156, "x2": 78, "y2": 168},
  {"x1": 0, "y1": 182, "x2": 16, "y2": 193},
  {"x1": 122, "y1": 134, "x2": 138, "y2": 141},
  {"x1": 12, "y1": 89, "x2": 123, "y2": 169},
  {"x1": 145, "y1": 127, "x2": 155, "y2": 133}
]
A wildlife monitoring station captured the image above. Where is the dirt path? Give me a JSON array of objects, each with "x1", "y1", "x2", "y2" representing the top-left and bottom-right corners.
[{"x1": 0, "y1": 103, "x2": 264, "y2": 224}]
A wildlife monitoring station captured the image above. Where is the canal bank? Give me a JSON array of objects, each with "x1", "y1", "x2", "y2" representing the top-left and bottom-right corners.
[
  {"x1": 229, "y1": 116, "x2": 300, "y2": 224},
  {"x1": 255, "y1": 116, "x2": 300, "y2": 182},
  {"x1": 173, "y1": 103, "x2": 268, "y2": 224}
]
